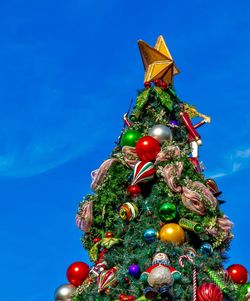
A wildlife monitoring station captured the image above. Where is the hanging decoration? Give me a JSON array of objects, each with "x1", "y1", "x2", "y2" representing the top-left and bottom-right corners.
[
  {"x1": 66, "y1": 262, "x2": 90, "y2": 287},
  {"x1": 197, "y1": 283, "x2": 223, "y2": 301},
  {"x1": 97, "y1": 267, "x2": 117, "y2": 293},
  {"x1": 54, "y1": 284, "x2": 76, "y2": 301},
  {"x1": 159, "y1": 223, "x2": 185, "y2": 245},
  {"x1": 136, "y1": 136, "x2": 161, "y2": 162},
  {"x1": 132, "y1": 161, "x2": 156, "y2": 185},
  {"x1": 120, "y1": 130, "x2": 142, "y2": 147},
  {"x1": 226, "y1": 264, "x2": 248, "y2": 284},
  {"x1": 149, "y1": 124, "x2": 172, "y2": 144},
  {"x1": 118, "y1": 202, "x2": 138, "y2": 221},
  {"x1": 179, "y1": 255, "x2": 197, "y2": 301}
]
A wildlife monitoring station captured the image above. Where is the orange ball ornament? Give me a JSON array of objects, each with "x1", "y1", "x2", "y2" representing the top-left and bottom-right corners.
[{"x1": 159, "y1": 223, "x2": 185, "y2": 245}]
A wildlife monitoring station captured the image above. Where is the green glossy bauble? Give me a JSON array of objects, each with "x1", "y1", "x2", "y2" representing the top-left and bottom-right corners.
[
  {"x1": 120, "y1": 130, "x2": 142, "y2": 147},
  {"x1": 159, "y1": 202, "x2": 177, "y2": 221}
]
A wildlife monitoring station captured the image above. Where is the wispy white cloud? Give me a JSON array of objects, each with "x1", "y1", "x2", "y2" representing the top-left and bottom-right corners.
[{"x1": 208, "y1": 147, "x2": 250, "y2": 179}]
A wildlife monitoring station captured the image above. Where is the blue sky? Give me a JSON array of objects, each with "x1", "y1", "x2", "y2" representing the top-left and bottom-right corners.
[{"x1": 0, "y1": 0, "x2": 250, "y2": 300}]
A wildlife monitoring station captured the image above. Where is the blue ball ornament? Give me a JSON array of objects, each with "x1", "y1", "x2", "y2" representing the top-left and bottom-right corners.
[
  {"x1": 199, "y1": 242, "x2": 213, "y2": 256},
  {"x1": 144, "y1": 228, "x2": 158, "y2": 244},
  {"x1": 128, "y1": 264, "x2": 140, "y2": 278}
]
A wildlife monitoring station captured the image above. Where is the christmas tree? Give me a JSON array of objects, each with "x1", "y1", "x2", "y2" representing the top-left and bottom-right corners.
[{"x1": 54, "y1": 36, "x2": 249, "y2": 301}]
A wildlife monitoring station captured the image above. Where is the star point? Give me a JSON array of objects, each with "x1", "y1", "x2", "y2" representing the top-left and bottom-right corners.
[{"x1": 138, "y1": 35, "x2": 180, "y2": 84}]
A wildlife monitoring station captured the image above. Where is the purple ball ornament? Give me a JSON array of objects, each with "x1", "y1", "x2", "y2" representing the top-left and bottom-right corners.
[
  {"x1": 169, "y1": 120, "x2": 178, "y2": 127},
  {"x1": 128, "y1": 264, "x2": 141, "y2": 278}
]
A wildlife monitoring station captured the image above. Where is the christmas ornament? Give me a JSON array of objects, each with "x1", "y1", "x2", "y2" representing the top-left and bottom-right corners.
[
  {"x1": 154, "y1": 79, "x2": 162, "y2": 86},
  {"x1": 227, "y1": 264, "x2": 248, "y2": 284},
  {"x1": 161, "y1": 81, "x2": 168, "y2": 90},
  {"x1": 147, "y1": 265, "x2": 173, "y2": 287},
  {"x1": 128, "y1": 264, "x2": 141, "y2": 278},
  {"x1": 178, "y1": 218, "x2": 204, "y2": 233},
  {"x1": 206, "y1": 178, "x2": 222, "y2": 197},
  {"x1": 136, "y1": 136, "x2": 161, "y2": 161},
  {"x1": 54, "y1": 284, "x2": 76, "y2": 301},
  {"x1": 105, "y1": 232, "x2": 114, "y2": 238},
  {"x1": 197, "y1": 283, "x2": 223, "y2": 301},
  {"x1": 169, "y1": 120, "x2": 178, "y2": 127},
  {"x1": 143, "y1": 228, "x2": 159, "y2": 243},
  {"x1": 144, "y1": 81, "x2": 151, "y2": 88},
  {"x1": 118, "y1": 202, "x2": 138, "y2": 221},
  {"x1": 132, "y1": 161, "x2": 156, "y2": 185},
  {"x1": 152, "y1": 253, "x2": 170, "y2": 265},
  {"x1": 127, "y1": 184, "x2": 141, "y2": 198},
  {"x1": 159, "y1": 202, "x2": 177, "y2": 222},
  {"x1": 185, "y1": 247, "x2": 197, "y2": 258},
  {"x1": 75, "y1": 200, "x2": 93, "y2": 232},
  {"x1": 93, "y1": 237, "x2": 101, "y2": 244},
  {"x1": 138, "y1": 35, "x2": 180, "y2": 84},
  {"x1": 198, "y1": 242, "x2": 213, "y2": 256},
  {"x1": 119, "y1": 294, "x2": 136, "y2": 301},
  {"x1": 179, "y1": 256, "x2": 197, "y2": 301},
  {"x1": 66, "y1": 262, "x2": 90, "y2": 287},
  {"x1": 149, "y1": 124, "x2": 172, "y2": 144},
  {"x1": 159, "y1": 223, "x2": 185, "y2": 245},
  {"x1": 97, "y1": 267, "x2": 117, "y2": 292},
  {"x1": 206, "y1": 268, "x2": 228, "y2": 293},
  {"x1": 121, "y1": 130, "x2": 142, "y2": 147}
]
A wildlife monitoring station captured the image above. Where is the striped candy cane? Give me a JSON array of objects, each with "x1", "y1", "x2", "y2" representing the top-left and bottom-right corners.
[{"x1": 179, "y1": 255, "x2": 197, "y2": 301}]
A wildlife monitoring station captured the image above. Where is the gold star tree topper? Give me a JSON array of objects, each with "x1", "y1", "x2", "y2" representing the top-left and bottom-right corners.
[{"x1": 138, "y1": 35, "x2": 180, "y2": 84}]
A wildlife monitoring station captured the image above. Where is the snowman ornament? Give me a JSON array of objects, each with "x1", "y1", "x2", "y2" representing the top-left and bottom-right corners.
[{"x1": 140, "y1": 253, "x2": 181, "y2": 300}]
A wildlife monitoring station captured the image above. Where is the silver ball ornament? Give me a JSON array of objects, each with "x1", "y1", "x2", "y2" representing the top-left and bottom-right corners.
[
  {"x1": 54, "y1": 284, "x2": 76, "y2": 301},
  {"x1": 149, "y1": 124, "x2": 172, "y2": 144}
]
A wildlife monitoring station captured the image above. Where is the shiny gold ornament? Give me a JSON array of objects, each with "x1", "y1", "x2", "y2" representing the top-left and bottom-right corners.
[
  {"x1": 138, "y1": 35, "x2": 180, "y2": 84},
  {"x1": 159, "y1": 223, "x2": 185, "y2": 245}
]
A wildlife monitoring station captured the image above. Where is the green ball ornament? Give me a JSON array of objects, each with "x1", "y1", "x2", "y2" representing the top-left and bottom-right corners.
[
  {"x1": 120, "y1": 130, "x2": 142, "y2": 147},
  {"x1": 159, "y1": 202, "x2": 177, "y2": 221}
]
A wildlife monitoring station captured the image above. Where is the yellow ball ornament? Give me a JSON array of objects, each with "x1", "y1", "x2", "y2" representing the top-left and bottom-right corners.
[{"x1": 159, "y1": 223, "x2": 185, "y2": 245}]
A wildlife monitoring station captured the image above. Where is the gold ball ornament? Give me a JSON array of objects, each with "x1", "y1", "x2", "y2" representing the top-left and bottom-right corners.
[{"x1": 159, "y1": 223, "x2": 185, "y2": 245}]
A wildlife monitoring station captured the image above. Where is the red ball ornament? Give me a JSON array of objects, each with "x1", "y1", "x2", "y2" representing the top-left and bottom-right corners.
[
  {"x1": 227, "y1": 264, "x2": 248, "y2": 284},
  {"x1": 161, "y1": 81, "x2": 168, "y2": 90},
  {"x1": 105, "y1": 231, "x2": 114, "y2": 238},
  {"x1": 93, "y1": 237, "x2": 101, "y2": 244},
  {"x1": 136, "y1": 136, "x2": 161, "y2": 161},
  {"x1": 128, "y1": 184, "x2": 141, "y2": 197},
  {"x1": 154, "y1": 79, "x2": 162, "y2": 87},
  {"x1": 66, "y1": 261, "x2": 90, "y2": 287},
  {"x1": 197, "y1": 283, "x2": 223, "y2": 301},
  {"x1": 144, "y1": 81, "x2": 151, "y2": 88}
]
